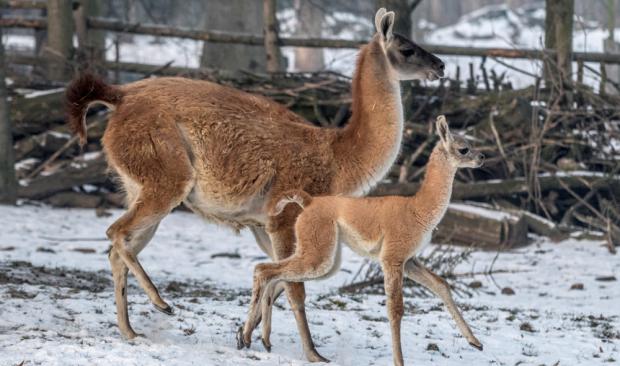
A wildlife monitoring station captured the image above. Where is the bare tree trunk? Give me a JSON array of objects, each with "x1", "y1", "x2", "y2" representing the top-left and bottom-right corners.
[
  {"x1": 428, "y1": 0, "x2": 461, "y2": 28},
  {"x1": 46, "y1": 0, "x2": 75, "y2": 81},
  {"x1": 34, "y1": 7, "x2": 47, "y2": 57},
  {"x1": 604, "y1": 0, "x2": 619, "y2": 95},
  {"x1": 75, "y1": 0, "x2": 105, "y2": 71},
  {"x1": 0, "y1": 30, "x2": 17, "y2": 204},
  {"x1": 201, "y1": 0, "x2": 266, "y2": 72},
  {"x1": 263, "y1": 0, "x2": 282, "y2": 72},
  {"x1": 544, "y1": 0, "x2": 574, "y2": 85},
  {"x1": 294, "y1": 0, "x2": 324, "y2": 72}
]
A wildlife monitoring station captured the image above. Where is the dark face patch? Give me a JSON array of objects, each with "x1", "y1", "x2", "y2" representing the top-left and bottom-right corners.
[
  {"x1": 386, "y1": 34, "x2": 445, "y2": 81},
  {"x1": 449, "y1": 135, "x2": 484, "y2": 168}
]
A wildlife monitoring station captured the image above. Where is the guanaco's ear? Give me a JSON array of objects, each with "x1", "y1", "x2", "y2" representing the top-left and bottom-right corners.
[
  {"x1": 375, "y1": 8, "x2": 395, "y2": 43},
  {"x1": 435, "y1": 115, "x2": 453, "y2": 148}
]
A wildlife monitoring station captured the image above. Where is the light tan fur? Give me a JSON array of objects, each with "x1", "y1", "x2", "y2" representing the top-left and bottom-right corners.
[
  {"x1": 66, "y1": 8, "x2": 444, "y2": 362},
  {"x1": 242, "y1": 116, "x2": 485, "y2": 366}
]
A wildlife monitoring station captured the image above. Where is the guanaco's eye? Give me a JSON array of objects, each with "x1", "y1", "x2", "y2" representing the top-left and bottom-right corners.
[
  {"x1": 458, "y1": 147, "x2": 470, "y2": 155},
  {"x1": 400, "y1": 48, "x2": 415, "y2": 57}
]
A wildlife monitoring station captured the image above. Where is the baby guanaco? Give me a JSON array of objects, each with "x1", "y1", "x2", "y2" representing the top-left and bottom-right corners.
[{"x1": 239, "y1": 115, "x2": 484, "y2": 366}]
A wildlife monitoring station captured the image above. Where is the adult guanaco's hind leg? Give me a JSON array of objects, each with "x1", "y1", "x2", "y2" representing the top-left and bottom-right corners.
[
  {"x1": 103, "y1": 115, "x2": 194, "y2": 338},
  {"x1": 107, "y1": 185, "x2": 190, "y2": 338},
  {"x1": 108, "y1": 223, "x2": 158, "y2": 338},
  {"x1": 404, "y1": 258, "x2": 483, "y2": 350}
]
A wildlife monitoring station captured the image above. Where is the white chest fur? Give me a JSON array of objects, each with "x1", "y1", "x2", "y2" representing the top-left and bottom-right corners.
[
  {"x1": 416, "y1": 229, "x2": 433, "y2": 254},
  {"x1": 337, "y1": 221, "x2": 383, "y2": 260},
  {"x1": 353, "y1": 88, "x2": 404, "y2": 197}
]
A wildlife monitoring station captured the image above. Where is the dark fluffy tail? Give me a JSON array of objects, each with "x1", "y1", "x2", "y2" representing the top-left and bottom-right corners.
[
  {"x1": 65, "y1": 73, "x2": 124, "y2": 147},
  {"x1": 269, "y1": 190, "x2": 314, "y2": 216}
]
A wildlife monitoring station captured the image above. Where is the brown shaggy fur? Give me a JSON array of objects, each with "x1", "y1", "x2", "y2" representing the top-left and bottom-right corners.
[
  {"x1": 64, "y1": 8, "x2": 444, "y2": 362},
  {"x1": 242, "y1": 116, "x2": 485, "y2": 366}
]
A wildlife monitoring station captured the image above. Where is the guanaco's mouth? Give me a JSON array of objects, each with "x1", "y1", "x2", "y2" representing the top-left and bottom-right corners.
[
  {"x1": 473, "y1": 157, "x2": 485, "y2": 168},
  {"x1": 426, "y1": 69, "x2": 444, "y2": 81}
]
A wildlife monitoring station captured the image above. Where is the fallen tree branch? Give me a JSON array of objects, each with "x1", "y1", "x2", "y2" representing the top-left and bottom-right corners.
[{"x1": 18, "y1": 153, "x2": 108, "y2": 199}]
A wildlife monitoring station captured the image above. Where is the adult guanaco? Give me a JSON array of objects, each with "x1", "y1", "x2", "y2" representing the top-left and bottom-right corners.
[
  {"x1": 65, "y1": 8, "x2": 444, "y2": 362},
  {"x1": 241, "y1": 116, "x2": 484, "y2": 366}
]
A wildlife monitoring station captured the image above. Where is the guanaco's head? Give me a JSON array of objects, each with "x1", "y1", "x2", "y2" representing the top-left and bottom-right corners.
[
  {"x1": 435, "y1": 115, "x2": 484, "y2": 168},
  {"x1": 374, "y1": 8, "x2": 445, "y2": 81}
]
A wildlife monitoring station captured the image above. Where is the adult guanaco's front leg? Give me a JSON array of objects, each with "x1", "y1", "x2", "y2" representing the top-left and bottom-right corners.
[{"x1": 404, "y1": 258, "x2": 483, "y2": 350}]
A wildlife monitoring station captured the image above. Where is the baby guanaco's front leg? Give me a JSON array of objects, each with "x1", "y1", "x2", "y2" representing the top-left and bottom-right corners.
[
  {"x1": 381, "y1": 260, "x2": 405, "y2": 366},
  {"x1": 404, "y1": 258, "x2": 483, "y2": 350}
]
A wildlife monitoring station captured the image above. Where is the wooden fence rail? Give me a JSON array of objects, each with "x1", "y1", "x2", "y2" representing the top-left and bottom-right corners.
[
  {"x1": 3, "y1": 15, "x2": 620, "y2": 64},
  {"x1": 0, "y1": 0, "x2": 78, "y2": 9}
]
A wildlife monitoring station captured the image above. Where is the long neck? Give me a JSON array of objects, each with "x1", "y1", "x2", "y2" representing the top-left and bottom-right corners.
[
  {"x1": 410, "y1": 146, "x2": 457, "y2": 228},
  {"x1": 331, "y1": 38, "x2": 404, "y2": 196}
]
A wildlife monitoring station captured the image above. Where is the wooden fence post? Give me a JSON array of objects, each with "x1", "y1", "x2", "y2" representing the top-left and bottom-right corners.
[
  {"x1": 0, "y1": 29, "x2": 17, "y2": 204},
  {"x1": 75, "y1": 0, "x2": 105, "y2": 71},
  {"x1": 263, "y1": 0, "x2": 282, "y2": 72},
  {"x1": 46, "y1": 0, "x2": 75, "y2": 80}
]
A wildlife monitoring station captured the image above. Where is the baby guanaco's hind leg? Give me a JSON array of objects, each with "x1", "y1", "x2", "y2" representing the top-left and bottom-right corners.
[
  {"x1": 259, "y1": 280, "x2": 286, "y2": 351},
  {"x1": 404, "y1": 258, "x2": 483, "y2": 350},
  {"x1": 240, "y1": 216, "x2": 337, "y2": 361}
]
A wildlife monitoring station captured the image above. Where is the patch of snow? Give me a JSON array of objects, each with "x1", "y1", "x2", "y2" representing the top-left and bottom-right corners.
[
  {"x1": 48, "y1": 131, "x2": 71, "y2": 139},
  {"x1": 23, "y1": 87, "x2": 65, "y2": 99},
  {"x1": 15, "y1": 158, "x2": 40, "y2": 171},
  {"x1": 81, "y1": 184, "x2": 99, "y2": 193},
  {"x1": 2, "y1": 33, "x2": 35, "y2": 51},
  {"x1": 80, "y1": 151, "x2": 103, "y2": 161},
  {"x1": 543, "y1": 170, "x2": 619, "y2": 178},
  {"x1": 105, "y1": 35, "x2": 203, "y2": 69},
  {"x1": 450, "y1": 202, "x2": 517, "y2": 220}
]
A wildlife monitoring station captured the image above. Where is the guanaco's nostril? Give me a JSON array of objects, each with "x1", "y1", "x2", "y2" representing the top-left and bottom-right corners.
[
  {"x1": 478, "y1": 153, "x2": 485, "y2": 161},
  {"x1": 438, "y1": 62, "x2": 445, "y2": 71}
]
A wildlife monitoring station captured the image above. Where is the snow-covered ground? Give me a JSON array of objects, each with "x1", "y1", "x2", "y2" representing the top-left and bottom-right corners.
[{"x1": 1, "y1": 204, "x2": 619, "y2": 365}]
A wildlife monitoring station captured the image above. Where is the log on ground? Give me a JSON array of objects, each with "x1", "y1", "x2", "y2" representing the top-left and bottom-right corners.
[{"x1": 434, "y1": 203, "x2": 529, "y2": 249}]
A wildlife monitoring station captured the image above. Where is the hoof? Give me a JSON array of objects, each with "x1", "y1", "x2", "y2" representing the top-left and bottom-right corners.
[
  {"x1": 236, "y1": 326, "x2": 250, "y2": 350},
  {"x1": 469, "y1": 341, "x2": 483, "y2": 351},
  {"x1": 261, "y1": 337, "x2": 272, "y2": 352},
  {"x1": 154, "y1": 303, "x2": 174, "y2": 316},
  {"x1": 122, "y1": 331, "x2": 144, "y2": 340},
  {"x1": 306, "y1": 349, "x2": 330, "y2": 363}
]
